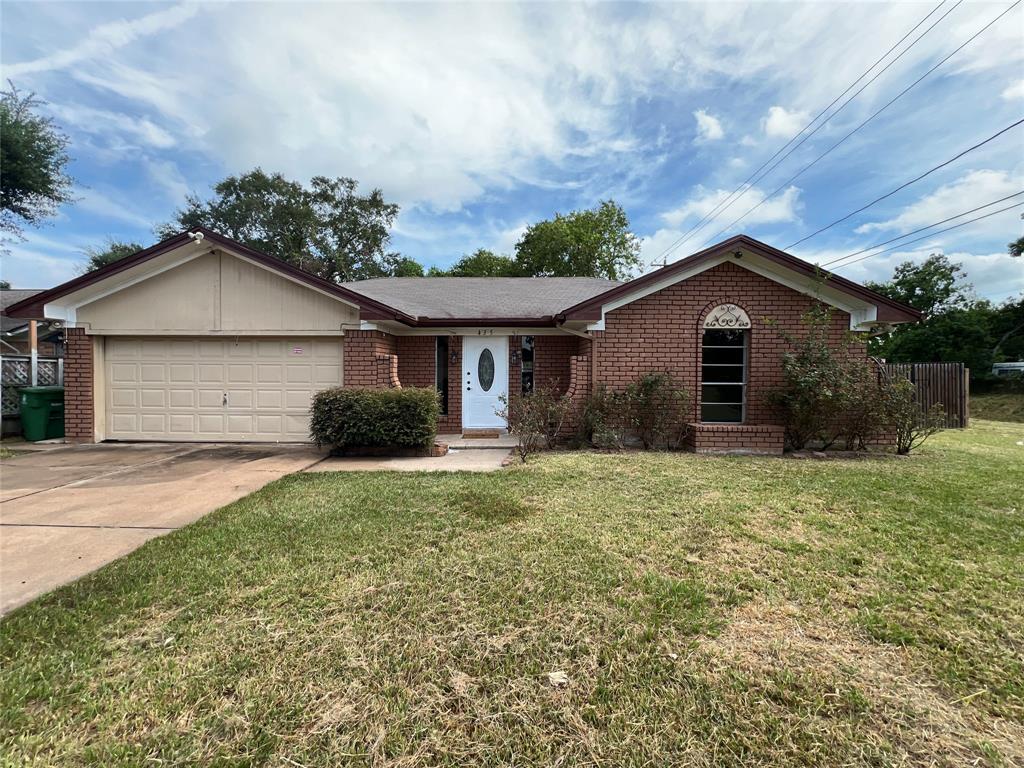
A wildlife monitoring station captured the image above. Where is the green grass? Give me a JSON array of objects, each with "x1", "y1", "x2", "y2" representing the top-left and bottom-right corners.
[
  {"x1": 972, "y1": 392, "x2": 1024, "y2": 423},
  {"x1": 2, "y1": 422, "x2": 1023, "y2": 766},
  {"x1": 0, "y1": 446, "x2": 24, "y2": 459}
]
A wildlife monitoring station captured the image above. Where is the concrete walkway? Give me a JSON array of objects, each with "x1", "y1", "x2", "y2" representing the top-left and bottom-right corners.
[
  {"x1": 307, "y1": 448, "x2": 510, "y2": 473},
  {"x1": 0, "y1": 443, "x2": 323, "y2": 615}
]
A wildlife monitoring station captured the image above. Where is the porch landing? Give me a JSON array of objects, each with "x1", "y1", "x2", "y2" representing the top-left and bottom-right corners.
[{"x1": 439, "y1": 433, "x2": 518, "y2": 449}]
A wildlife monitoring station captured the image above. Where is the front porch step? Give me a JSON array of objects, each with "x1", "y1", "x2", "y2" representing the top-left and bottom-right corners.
[{"x1": 438, "y1": 433, "x2": 517, "y2": 450}]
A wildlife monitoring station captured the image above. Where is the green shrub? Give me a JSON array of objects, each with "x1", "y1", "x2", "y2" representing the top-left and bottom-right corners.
[
  {"x1": 624, "y1": 372, "x2": 691, "y2": 450},
  {"x1": 882, "y1": 377, "x2": 946, "y2": 455},
  {"x1": 309, "y1": 387, "x2": 439, "y2": 450},
  {"x1": 577, "y1": 384, "x2": 631, "y2": 449}
]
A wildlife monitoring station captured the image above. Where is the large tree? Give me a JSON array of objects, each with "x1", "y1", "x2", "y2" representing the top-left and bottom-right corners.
[
  {"x1": 0, "y1": 83, "x2": 73, "y2": 238},
  {"x1": 158, "y1": 169, "x2": 401, "y2": 282},
  {"x1": 1009, "y1": 236, "x2": 1023, "y2": 258},
  {"x1": 865, "y1": 253, "x2": 970, "y2": 319},
  {"x1": 514, "y1": 200, "x2": 641, "y2": 280},
  {"x1": 82, "y1": 240, "x2": 144, "y2": 273}
]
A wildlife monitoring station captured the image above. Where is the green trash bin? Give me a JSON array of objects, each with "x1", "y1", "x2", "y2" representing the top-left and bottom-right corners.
[{"x1": 19, "y1": 386, "x2": 65, "y2": 442}]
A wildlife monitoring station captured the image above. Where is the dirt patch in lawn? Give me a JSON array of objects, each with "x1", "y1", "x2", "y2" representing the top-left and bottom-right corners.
[{"x1": 703, "y1": 597, "x2": 1024, "y2": 766}]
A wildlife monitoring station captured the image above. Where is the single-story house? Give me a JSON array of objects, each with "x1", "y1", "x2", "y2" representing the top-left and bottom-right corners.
[{"x1": 4, "y1": 228, "x2": 919, "y2": 453}]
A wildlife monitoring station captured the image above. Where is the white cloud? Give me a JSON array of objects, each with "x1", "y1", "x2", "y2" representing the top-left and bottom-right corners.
[
  {"x1": 661, "y1": 185, "x2": 802, "y2": 228},
  {"x1": 693, "y1": 109, "x2": 724, "y2": 142},
  {"x1": 75, "y1": 188, "x2": 153, "y2": 228},
  {"x1": 4, "y1": 3, "x2": 200, "y2": 77},
  {"x1": 761, "y1": 106, "x2": 810, "y2": 139},
  {"x1": 1003, "y1": 79, "x2": 1024, "y2": 101},
  {"x1": 46, "y1": 103, "x2": 176, "y2": 150},
  {"x1": 855, "y1": 170, "x2": 1023, "y2": 234}
]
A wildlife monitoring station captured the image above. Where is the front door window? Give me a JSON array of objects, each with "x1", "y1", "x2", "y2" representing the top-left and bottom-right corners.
[{"x1": 478, "y1": 348, "x2": 495, "y2": 391}]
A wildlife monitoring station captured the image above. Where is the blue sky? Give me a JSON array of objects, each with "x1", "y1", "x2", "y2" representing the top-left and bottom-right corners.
[{"x1": 2, "y1": 1, "x2": 1022, "y2": 301}]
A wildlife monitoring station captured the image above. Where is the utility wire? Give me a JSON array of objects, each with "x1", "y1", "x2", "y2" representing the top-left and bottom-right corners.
[
  {"x1": 828, "y1": 200, "x2": 1024, "y2": 270},
  {"x1": 701, "y1": 0, "x2": 1022, "y2": 251},
  {"x1": 786, "y1": 118, "x2": 1024, "y2": 249},
  {"x1": 820, "y1": 190, "x2": 1024, "y2": 268},
  {"x1": 648, "y1": 0, "x2": 956, "y2": 266}
]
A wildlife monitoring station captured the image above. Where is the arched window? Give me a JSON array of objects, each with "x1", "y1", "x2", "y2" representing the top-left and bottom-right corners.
[{"x1": 701, "y1": 305, "x2": 750, "y2": 423}]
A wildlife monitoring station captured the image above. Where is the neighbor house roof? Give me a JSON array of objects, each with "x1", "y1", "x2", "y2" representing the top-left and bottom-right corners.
[
  {"x1": 340, "y1": 277, "x2": 620, "y2": 324},
  {"x1": 1, "y1": 290, "x2": 45, "y2": 331}
]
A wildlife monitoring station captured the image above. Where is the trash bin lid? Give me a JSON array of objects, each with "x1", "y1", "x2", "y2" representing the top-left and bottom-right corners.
[{"x1": 18, "y1": 386, "x2": 65, "y2": 393}]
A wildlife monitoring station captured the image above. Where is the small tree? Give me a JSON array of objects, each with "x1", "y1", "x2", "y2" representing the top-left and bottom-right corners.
[
  {"x1": 497, "y1": 386, "x2": 571, "y2": 462},
  {"x1": 882, "y1": 377, "x2": 946, "y2": 455}
]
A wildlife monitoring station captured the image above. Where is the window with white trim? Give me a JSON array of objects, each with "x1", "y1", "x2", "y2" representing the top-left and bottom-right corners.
[{"x1": 700, "y1": 304, "x2": 751, "y2": 423}]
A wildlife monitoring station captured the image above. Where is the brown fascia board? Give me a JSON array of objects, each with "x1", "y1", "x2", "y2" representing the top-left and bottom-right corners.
[
  {"x1": 559, "y1": 234, "x2": 922, "y2": 324},
  {"x1": 4, "y1": 227, "x2": 416, "y2": 324},
  {"x1": 407, "y1": 316, "x2": 557, "y2": 328}
]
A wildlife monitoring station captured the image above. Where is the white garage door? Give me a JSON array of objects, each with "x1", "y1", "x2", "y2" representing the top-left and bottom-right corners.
[{"x1": 105, "y1": 337, "x2": 342, "y2": 442}]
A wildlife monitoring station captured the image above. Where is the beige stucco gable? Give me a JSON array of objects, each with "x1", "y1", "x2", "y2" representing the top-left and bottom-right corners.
[{"x1": 76, "y1": 250, "x2": 358, "y2": 334}]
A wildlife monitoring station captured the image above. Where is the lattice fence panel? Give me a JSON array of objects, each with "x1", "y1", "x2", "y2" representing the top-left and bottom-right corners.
[{"x1": 1, "y1": 357, "x2": 62, "y2": 415}]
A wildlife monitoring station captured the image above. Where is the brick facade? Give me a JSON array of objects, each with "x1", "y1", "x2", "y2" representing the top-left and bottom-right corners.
[
  {"x1": 343, "y1": 330, "x2": 400, "y2": 388},
  {"x1": 63, "y1": 327, "x2": 95, "y2": 442},
  {"x1": 592, "y1": 260, "x2": 852, "y2": 426},
  {"x1": 684, "y1": 423, "x2": 784, "y2": 455}
]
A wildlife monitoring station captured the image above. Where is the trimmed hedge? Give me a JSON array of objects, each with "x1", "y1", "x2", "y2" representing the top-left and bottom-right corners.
[{"x1": 310, "y1": 387, "x2": 440, "y2": 450}]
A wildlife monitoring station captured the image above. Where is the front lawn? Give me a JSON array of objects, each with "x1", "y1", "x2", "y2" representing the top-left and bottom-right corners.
[
  {"x1": 972, "y1": 392, "x2": 1024, "y2": 423},
  {"x1": 2, "y1": 421, "x2": 1022, "y2": 766}
]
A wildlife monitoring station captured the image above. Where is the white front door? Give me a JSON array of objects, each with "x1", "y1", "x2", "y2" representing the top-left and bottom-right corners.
[{"x1": 462, "y1": 336, "x2": 508, "y2": 429}]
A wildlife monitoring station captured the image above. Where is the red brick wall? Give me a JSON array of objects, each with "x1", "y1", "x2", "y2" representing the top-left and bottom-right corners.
[
  {"x1": 594, "y1": 260, "x2": 852, "y2": 425},
  {"x1": 684, "y1": 424, "x2": 784, "y2": 455},
  {"x1": 396, "y1": 336, "x2": 436, "y2": 388},
  {"x1": 438, "y1": 336, "x2": 461, "y2": 434},
  {"x1": 535, "y1": 335, "x2": 579, "y2": 394},
  {"x1": 343, "y1": 330, "x2": 399, "y2": 388},
  {"x1": 64, "y1": 327, "x2": 95, "y2": 442}
]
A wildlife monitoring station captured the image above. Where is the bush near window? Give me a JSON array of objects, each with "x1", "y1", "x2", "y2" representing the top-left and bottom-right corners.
[
  {"x1": 498, "y1": 386, "x2": 571, "y2": 463},
  {"x1": 768, "y1": 305, "x2": 945, "y2": 453},
  {"x1": 310, "y1": 387, "x2": 439, "y2": 451},
  {"x1": 578, "y1": 373, "x2": 691, "y2": 450},
  {"x1": 625, "y1": 372, "x2": 692, "y2": 450}
]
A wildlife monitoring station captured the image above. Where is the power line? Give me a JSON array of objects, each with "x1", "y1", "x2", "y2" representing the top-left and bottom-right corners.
[
  {"x1": 648, "y1": 0, "x2": 957, "y2": 266},
  {"x1": 828, "y1": 200, "x2": 1024, "y2": 270},
  {"x1": 700, "y1": 0, "x2": 1022, "y2": 251},
  {"x1": 786, "y1": 118, "x2": 1024, "y2": 249},
  {"x1": 820, "y1": 190, "x2": 1024, "y2": 268}
]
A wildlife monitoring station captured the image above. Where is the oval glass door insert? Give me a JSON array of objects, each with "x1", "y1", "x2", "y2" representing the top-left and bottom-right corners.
[{"x1": 478, "y1": 348, "x2": 495, "y2": 391}]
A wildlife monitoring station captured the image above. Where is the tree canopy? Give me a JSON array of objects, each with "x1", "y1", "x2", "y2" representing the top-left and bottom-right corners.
[
  {"x1": 82, "y1": 240, "x2": 144, "y2": 273},
  {"x1": 867, "y1": 253, "x2": 1023, "y2": 378},
  {"x1": 0, "y1": 83, "x2": 73, "y2": 239},
  {"x1": 433, "y1": 249, "x2": 521, "y2": 277},
  {"x1": 513, "y1": 200, "x2": 641, "y2": 280},
  {"x1": 1009, "y1": 236, "x2": 1023, "y2": 258},
  {"x1": 158, "y1": 169, "x2": 401, "y2": 282}
]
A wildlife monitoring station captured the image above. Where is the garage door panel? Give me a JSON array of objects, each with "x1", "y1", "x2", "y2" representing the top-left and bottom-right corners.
[
  {"x1": 198, "y1": 389, "x2": 223, "y2": 408},
  {"x1": 198, "y1": 364, "x2": 224, "y2": 382},
  {"x1": 140, "y1": 389, "x2": 166, "y2": 408},
  {"x1": 105, "y1": 337, "x2": 341, "y2": 442},
  {"x1": 169, "y1": 390, "x2": 195, "y2": 408},
  {"x1": 227, "y1": 390, "x2": 253, "y2": 408}
]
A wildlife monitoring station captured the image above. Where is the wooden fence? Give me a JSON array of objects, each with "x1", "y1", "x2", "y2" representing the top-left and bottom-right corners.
[{"x1": 881, "y1": 362, "x2": 969, "y2": 429}]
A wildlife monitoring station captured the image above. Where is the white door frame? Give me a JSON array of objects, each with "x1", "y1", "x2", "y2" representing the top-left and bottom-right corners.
[{"x1": 461, "y1": 336, "x2": 508, "y2": 429}]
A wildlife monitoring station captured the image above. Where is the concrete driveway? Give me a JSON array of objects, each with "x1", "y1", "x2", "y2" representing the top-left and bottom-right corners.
[{"x1": 0, "y1": 443, "x2": 324, "y2": 615}]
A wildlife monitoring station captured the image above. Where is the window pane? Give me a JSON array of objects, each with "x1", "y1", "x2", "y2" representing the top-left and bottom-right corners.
[
  {"x1": 702, "y1": 384, "x2": 743, "y2": 404},
  {"x1": 701, "y1": 347, "x2": 744, "y2": 365},
  {"x1": 435, "y1": 336, "x2": 448, "y2": 415},
  {"x1": 702, "y1": 364, "x2": 744, "y2": 383},
  {"x1": 478, "y1": 348, "x2": 495, "y2": 392},
  {"x1": 521, "y1": 336, "x2": 534, "y2": 393},
  {"x1": 701, "y1": 403, "x2": 743, "y2": 422},
  {"x1": 703, "y1": 329, "x2": 745, "y2": 346}
]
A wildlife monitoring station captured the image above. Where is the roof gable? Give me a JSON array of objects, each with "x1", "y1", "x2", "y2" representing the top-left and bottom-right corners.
[
  {"x1": 561, "y1": 234, "x2": 920, "y2": 329},
  {"x1": 3, "y1": 228, "x2": 414, "y2": 323}
]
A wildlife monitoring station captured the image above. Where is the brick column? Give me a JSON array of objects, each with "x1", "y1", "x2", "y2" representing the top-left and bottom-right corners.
[{"x1": 63, "y1": 327, "x2": 95, "y2": 442}]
